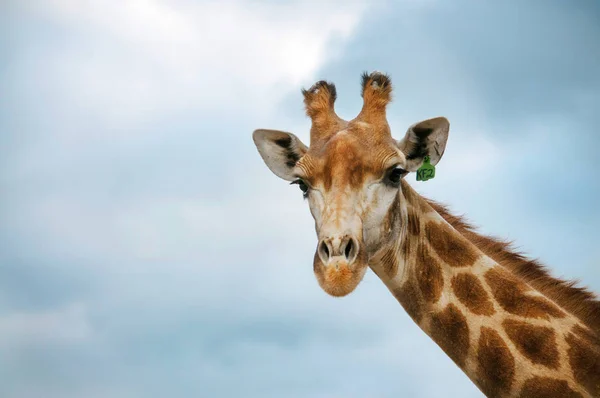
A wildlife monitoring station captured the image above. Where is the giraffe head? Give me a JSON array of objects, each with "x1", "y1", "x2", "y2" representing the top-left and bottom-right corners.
[{"x1": 253, "y1": 72, "x2": 450, "y2": 297}]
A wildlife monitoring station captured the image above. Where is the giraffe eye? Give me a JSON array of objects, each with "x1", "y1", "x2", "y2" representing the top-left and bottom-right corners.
[
  {"x1": 387, "y1": 167, "x2": 407, "y2": 185},
  {"x1": 291, "y1": 179, "x2": 310, "y2": 198}
]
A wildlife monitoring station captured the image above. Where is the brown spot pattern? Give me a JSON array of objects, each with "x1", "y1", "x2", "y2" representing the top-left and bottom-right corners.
[
  {"x1": 519, "y1": 377, "x2": 583, "y2": 398},
  {"x1": 393, "y1": 279, "x2": 424, "y2": 323},
  {"x1": 425, "y1": 221, "x2": 478, "y2": 267},
  {"x1": 400, "y1": 238, "x2": 411, "y2": 260},
  {"x1": 451, "y1": 273, "x2": 495, "y2": 316},
  {"x1": 484, "y1": 268, "x2": 566, "y2": 319},
  {"x1": 407, "y1": 207, "x2": 420, "y2": 236},
  {"x1": 324, "y1": 138, "x2": 368, "y2": 190},
  {"x1": 572, "y1": 324, "x2": 600, "y2": 347},
  {"x1": 428, "y1": 199, "x2": 600, "y2": 334},
  {"x1": 415, "y1": 243, "x2": 444, "y2": 303},
  {"x1": 382, "y1": 196, "x2": 400, "y2": 235},
  {"x1": 429, "y1": 304, "x2": 470, "y2": 367},
  {"x1": 476, "y1": 327, "x2": 515, "y2": 397},
  {"x1": 380, "y1": 246, "x2": 399, "y2": 279},
  {"x1": 503, "y1": 319, "x2": 559, "y2": 369},
  {"x1": 401, "y1": 230, "x2": 418, "y2": 262},
  {"x1": 566, "y1": 332, "x2": 600, "y2": 396}
]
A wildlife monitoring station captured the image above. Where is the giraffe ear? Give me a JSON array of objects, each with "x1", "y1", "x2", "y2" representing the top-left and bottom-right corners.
[
  {"x1": 253, "y1": 129, "x2": 308, "y2": 181},
  {"x1": 397, "y1": 117, "x2": 449, "y2": 172}
]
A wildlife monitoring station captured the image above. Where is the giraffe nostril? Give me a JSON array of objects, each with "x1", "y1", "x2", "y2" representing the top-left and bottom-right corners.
[
  {"x1": 343, "y1": 236, "x2": 359, "y2": 264},
  {"x1": 322, "y1": 242, "x2": 330, "y2": 258},
  {"x1": 344, "y1": 238, "x2": 353, "y2": 259},
  {"x1": 318, "y1": 239, "x2": 331, "y2": 264},
  {"x1": 318, "y1": 236, "x2": 359, "y2": 265}
]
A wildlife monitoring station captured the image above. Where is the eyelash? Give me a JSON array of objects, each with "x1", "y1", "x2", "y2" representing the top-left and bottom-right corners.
[
  {"x1": 386, "y1": 167, "x2": 407, "y2": 186},
  {"x1": 291, "y1": 179, "x2": 310, "y2": 199},
  {"x1": 290, "y1": 168, "x2": 405, "y2": 197}
]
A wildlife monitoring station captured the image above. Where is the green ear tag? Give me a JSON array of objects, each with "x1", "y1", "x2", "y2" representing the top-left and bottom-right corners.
[{"x1": 416, "y1": 156, "x2": 435, "y2": 182}]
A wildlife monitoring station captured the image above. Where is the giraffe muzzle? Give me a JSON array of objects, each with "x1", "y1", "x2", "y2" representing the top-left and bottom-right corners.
[
  {"x1": 317, "y1": 235, "x2": 359, "y2": 267},
  {"x1": 313, "y1": 233, "x2": 368, "y2": 297}
]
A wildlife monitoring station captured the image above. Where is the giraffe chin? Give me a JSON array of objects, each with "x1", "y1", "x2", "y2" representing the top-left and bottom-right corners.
[{"x1": 314, "y1": 258, "x2": 368, "y2": 297}]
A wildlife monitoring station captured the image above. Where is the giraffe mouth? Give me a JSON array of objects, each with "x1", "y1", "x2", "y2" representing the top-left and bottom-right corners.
[{"x1": 313, "y1": 248, "x2": 368, "y2": 297}]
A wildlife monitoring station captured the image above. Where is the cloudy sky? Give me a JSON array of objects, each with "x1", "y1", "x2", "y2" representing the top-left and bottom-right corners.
[{"x1": 1, "y1": 1, "x2": 599, "y2": 397}]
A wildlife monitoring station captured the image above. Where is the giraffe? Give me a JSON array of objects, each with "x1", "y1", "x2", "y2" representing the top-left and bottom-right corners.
[{"x1": 252, "y1": 72, "x2": 600, "y2": 398}]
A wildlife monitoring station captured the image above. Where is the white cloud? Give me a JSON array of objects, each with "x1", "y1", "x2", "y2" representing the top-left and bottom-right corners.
[
  {"x1": 3, "y1": 2, "x2": 598, "y2": 397},
  {"x1": 17, "y1": 0, "x2": 368, "y2": 126},
  {"x1": 0, "y1": 303, "x2": 92, "y2": 346}
]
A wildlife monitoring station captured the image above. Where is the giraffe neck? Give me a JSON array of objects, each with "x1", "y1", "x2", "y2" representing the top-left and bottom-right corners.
[{"x1": 368, "y1": 182, "x2": 599, "y2": 398}]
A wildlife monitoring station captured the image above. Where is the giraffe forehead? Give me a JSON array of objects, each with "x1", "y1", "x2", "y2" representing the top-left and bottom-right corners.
[{"x1": 299, "y1": 130, "x2": 400, "y2": 189}]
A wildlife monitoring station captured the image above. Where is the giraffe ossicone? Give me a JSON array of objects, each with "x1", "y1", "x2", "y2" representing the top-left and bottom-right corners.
[{"x1": 252, "y1": 71, "x2": 600, "y2": 398}]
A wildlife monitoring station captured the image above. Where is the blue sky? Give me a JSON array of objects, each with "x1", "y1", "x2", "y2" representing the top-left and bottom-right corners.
[{"x1": 1, "y1": 1, "x2": 599, "y2": 397}]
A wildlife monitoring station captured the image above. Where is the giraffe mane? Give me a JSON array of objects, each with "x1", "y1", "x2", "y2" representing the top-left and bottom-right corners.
[{"x1": 425, "y1": 197, "x2": 600, "y2": 334}]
